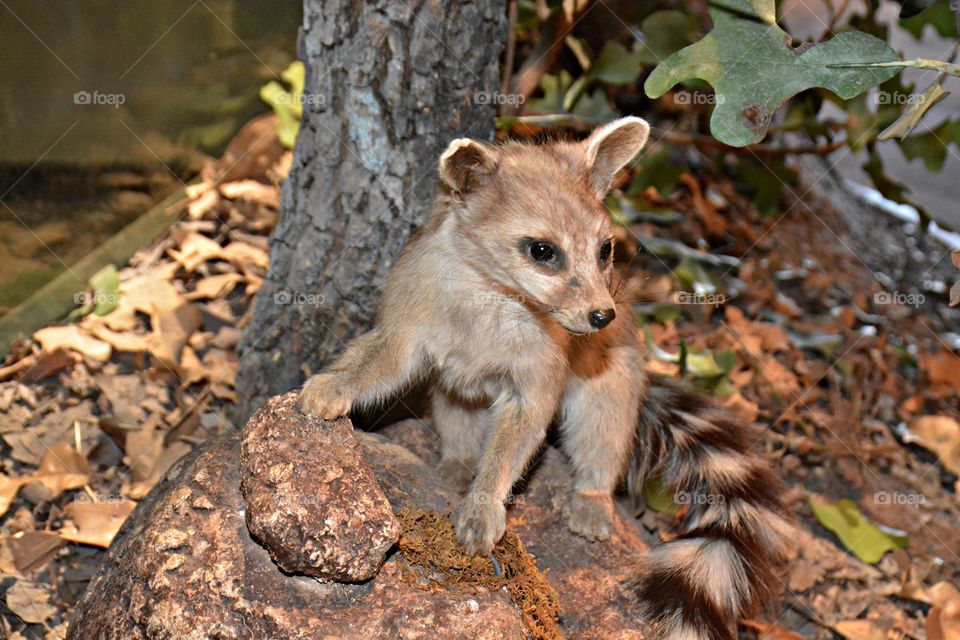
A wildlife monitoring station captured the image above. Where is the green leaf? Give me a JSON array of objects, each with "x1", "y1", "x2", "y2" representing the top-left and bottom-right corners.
[
  {"x1": 90, "y1": 265, "x2": 119, "y2": 316},
  {"x1": 644, "y1": 0, "x2": 901, "y2": 146},
  {"x1": 637, "y1": 10, "x2": 700, "y2": 65},
  {"x1": 685, "y1": 352, "x2": 726, "y2": 378},
  {"x1": 529, "y1": 70, "x2": 616, "y2": 121},
  {"x1": 653, "y1": 304, "x2": 681, "y2": 324},
  {"x1": 260, "y1": 61, "x2": 306, "y2": 149},
  {"x1": 643, "y1": 474, "x2": 680, "y2": 513},
  {"x1": 628, "y1": 146, "x2": 686, "y2": 197},
  {"x1": 789, "y1": 330, "x2": 844, "y2": 360},
  {"x1": 674, "y1": 257, "x2": 717, "y2": 295},
  {"x1": 736, "y1": 156, "x2": 797, "y2": 216},
  {"x1": 862, "y1": 147, "x2": 929, "y2": 223},
  {"x1": 68, "y1": 264, "x2": 119, "y2": 321},
  {"x1": 591, "y1": 41, "x2": 645, "y2": 85},
  {"x1": 879, "y1": 81, "x2": 950, "y2": 140},
  {"x1": 899, "y1": 118, "x2": 960, "y2": 171},
  {"x1": 808, "y1": 496, "x2": 904, "y2": 564},
  {"x1": 900, "y1": 0, "x2": 959, "y2": 38},
  {"x1": 897, "y1": 0, "x2": 936, "y2": 18}
]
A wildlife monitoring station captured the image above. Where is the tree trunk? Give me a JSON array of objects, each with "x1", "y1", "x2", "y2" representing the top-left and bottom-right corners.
[{"x1": 234, "y1": 0, "x2": 506, "y2": 422}]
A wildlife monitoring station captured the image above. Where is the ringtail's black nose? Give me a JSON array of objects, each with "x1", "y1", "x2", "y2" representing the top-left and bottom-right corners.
[{"x1": 589, "y1": 308, "x2": 616, "y2": 329}]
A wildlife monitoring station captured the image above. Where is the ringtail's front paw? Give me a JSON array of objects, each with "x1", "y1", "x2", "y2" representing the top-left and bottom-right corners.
[
  {"x1": 567, "y1": 491, "x2": 613, "y2": 541},
  {"x1": 300, "y1": 373, "x2": 353, "y2": 419},
  {"x1": 454, "y1": 493, "x2": 506, "y2": 555}
]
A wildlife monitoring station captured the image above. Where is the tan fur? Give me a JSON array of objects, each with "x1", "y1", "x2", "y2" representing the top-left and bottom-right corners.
[
  {"x1": 300, "y1": 118, "x2": 790, "y2": 638},
  {"x1": 301, "y1": 117, "x2": 650, "y2": 554}
]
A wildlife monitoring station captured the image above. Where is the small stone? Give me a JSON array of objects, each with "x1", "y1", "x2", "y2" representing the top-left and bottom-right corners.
[{"x1": 240, "y1": 392, "x2": 400, "y2": 582}]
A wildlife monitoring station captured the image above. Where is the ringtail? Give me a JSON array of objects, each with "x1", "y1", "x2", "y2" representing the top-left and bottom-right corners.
[{"x1": 300, "y1": 117, "x2": 795, "y2": 639}]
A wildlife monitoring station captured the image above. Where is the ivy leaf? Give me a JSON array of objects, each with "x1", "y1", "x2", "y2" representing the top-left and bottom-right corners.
[
  {"x1": 644, "y1": 0, "x2": 901, "y2": 146},
  {"x1": 879, "y1": 81, "x2": 950, "y2": 140},
  {"x1": 808, "y1": 496, "x2": 905, "y2": 564}
]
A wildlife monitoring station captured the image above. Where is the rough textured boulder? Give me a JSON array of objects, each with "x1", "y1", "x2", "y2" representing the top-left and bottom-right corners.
[
  {"x1": 241, "y1": 392, "x2": 399, "y2": 581},
  {"x1": 69, "y1": 409, "x2": 652, "y2": 639},
  {"x1": 68, "y1": 430, "x2": 523, "y2": 639}
]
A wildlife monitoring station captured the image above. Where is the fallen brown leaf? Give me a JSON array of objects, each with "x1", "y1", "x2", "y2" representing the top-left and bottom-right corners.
[
  {"x1": 146, "y1": 302, "x2": 202, "y2": 370},
  {"x1": 60, "y1": 500, "x2": 137, "y2": 548},
  {"x1": 8, "y1": 531, "x2": 65, "y2": 573},
  {"x1": 741, "y1": 619, "x2": 806, "y2": 640},
  {"x1": 219, "y1": 179, "x2": 280, "y2": 209},
  {"x1": 186, "y1": 272, "x2": 244, "y2": 301},
  {"x1": 33, "y1": 325, "x2": 111, "y2": 362},
  {"x1": 833, "y1": 619, "x2": 886, "y2": 640},
  {"x1": 84, "y1": 322, "x2": 148, "y2": 353},
  {"x1": 5, "y1": 580, "x2": 57, "y2": 624},
  {"x1": 906, "y1": 415, "x2": 960, "y2": 476},
  {"x1": 921, "y1": 350, "x2": 960, "y2": 391},
  {"x1": 169, "y1": 232, "x2": 225, "y2": 272},
  {"x1": 221, "y1": 241, "x2": 268, "y2": 271}
]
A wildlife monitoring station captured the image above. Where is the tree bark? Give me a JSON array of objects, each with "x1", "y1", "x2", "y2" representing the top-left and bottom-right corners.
[{"x1": 235, "y1": 0, "x2": 506, "y2": 421}]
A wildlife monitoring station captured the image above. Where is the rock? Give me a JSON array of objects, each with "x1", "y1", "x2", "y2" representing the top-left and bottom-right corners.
[
  {"x1": 68, "y1": 431, "x2": 525, "y2": 639},
  {"x1": 70, "y1": 398, "x2": 653, "y2": 639},
  {"x1": 240, "y1": 392, "x2": 399, "y2": 581}
]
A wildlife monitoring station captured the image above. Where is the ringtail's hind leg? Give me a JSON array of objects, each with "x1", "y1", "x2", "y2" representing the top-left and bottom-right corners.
[
  {"x1": 431, "y1": 390, "x2": 489, "y2": 495},
  {"x1": 560, "y1": 337, "x2": 645, "y2": 541}
]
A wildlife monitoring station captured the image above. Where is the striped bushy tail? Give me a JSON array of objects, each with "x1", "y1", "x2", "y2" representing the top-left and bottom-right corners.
[{"x1": 628, "y1": 375, "x2": 796, "y2": 640}]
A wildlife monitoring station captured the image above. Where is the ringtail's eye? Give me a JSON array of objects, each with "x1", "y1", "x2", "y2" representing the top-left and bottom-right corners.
[
  {"x1": 528, "y1": 241, "x2": 556, "y2": 263},
  {"x1": 599, "y1": 239, "x2": 613, "y2": 265}
]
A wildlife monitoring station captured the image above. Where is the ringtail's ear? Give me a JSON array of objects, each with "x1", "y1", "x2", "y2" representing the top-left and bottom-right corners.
[
  {"x1": 583, "y1": 116, "x2": 650, "y2": 197},
  {"x1": 439, "y1": 138, "x2": 499, "y2": 195}
]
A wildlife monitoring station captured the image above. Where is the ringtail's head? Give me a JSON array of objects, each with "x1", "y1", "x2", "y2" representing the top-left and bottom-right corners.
[{"x1": 438, "y1": 117, "x2": 649, "y2": 334}]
